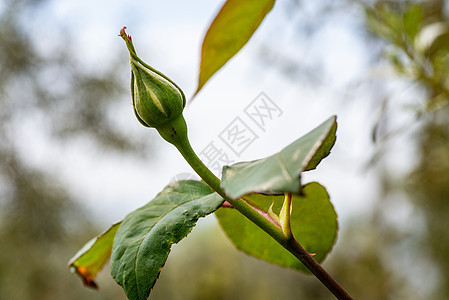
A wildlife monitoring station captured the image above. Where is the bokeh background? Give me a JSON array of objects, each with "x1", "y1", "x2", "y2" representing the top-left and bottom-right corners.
[{"x1": 1, "y1": 0, "x2": 449, "y2": 299}]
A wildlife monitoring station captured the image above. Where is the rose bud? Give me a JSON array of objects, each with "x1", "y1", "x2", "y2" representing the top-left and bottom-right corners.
[{"x1": 119, "y1": 27, "x2": 186, "y2": 129}]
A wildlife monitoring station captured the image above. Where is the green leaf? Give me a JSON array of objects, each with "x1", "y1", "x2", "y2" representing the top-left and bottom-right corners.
[
  {"x1": 195, "y1": 0, "x2": 276, "y2": 95},
  {"x1": 215, "y1": 182, "x2": 338, "y2": 272},
  {"x1": 221, "y1": 116, "x2": 337, "y2": 199},
  {"x1": 111, "y1": 180, "x2": 223, "y2": 300},
  {"x1": 403, "y1": 4, "x2": 423, "y2": 41},
  {"x1": 68, "y1": 222, "x2": 121, "y2": 288}
]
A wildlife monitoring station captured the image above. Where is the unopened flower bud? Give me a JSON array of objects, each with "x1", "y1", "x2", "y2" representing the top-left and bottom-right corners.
[{"x1": 119, "y1": 27, "x2": 186, "y2": 128}]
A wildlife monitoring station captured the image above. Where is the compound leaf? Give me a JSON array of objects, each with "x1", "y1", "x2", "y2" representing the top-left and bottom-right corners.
[
  {"x1": 68, "y1": 222, "x2": 121, "y2": 288},
  {"x1": 196, "y1": 0, "x2": 276, "y2": 94},
  {"x1": 221, "y1": 116, "x2": 337, "y2": 199},
  {"x1": 111, "y1": 180, "x2": 223, "y2": 300},
  {"x1": 215, "y1": 182, "x2": 338, "y2": 272}
]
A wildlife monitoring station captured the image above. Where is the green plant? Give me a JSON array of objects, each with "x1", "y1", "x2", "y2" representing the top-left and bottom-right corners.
[{"x1": 69, "y1": 1, "x2": 352, "y2": 299}]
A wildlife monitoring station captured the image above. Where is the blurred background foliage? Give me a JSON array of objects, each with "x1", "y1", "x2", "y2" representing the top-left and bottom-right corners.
[{"x1": 1, "y1": 0, "x2": 449, "y2": 299}]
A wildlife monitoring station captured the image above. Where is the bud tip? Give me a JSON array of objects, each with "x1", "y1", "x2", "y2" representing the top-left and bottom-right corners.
[
  {"x1": 119, "y1": 26, "x2": 136, "y2": 54},
  {"x1": 119, "y1": 26, "x2": 131, "y2": 41}
]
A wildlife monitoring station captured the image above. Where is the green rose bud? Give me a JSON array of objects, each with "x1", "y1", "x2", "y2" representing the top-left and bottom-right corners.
[{"x1": 119, "y1": 27, "x2": 186, "y2": 128}]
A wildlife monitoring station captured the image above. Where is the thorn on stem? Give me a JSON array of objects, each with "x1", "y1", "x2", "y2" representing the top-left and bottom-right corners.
[{"x1": 221, "y1": 201, "x2": 234, "y2": 208}]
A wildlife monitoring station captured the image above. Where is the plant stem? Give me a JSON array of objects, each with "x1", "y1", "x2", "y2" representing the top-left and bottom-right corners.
[
  {"x1": 160, "y1": 116, "x2": 353, "y2": 300},
  {"x1": 286, "y1": 239, "x2": 353, "y2": 300},
  {"x1": 172, "y1": 129, "x2": 286, "y2": 243}
]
